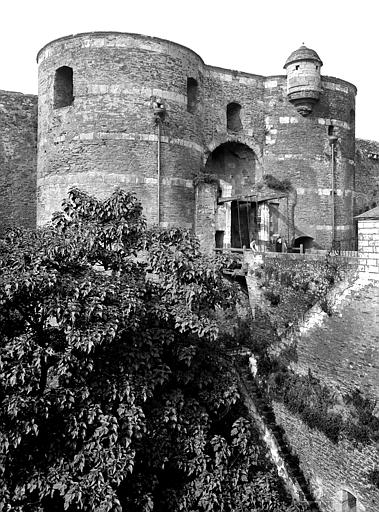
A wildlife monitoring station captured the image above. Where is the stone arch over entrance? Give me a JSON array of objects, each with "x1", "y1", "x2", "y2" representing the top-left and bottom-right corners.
[
  {"x1": 294, "y1": 235, "x2": 314, "y2": 251},
  {"x1": 204, "y1": 134, "x2": 263, "y2": 167},
  {"x1": 204, "y1": 141, "x2": 258, "y2": 248},
  {"x1": 205, "y1": 141, "x2": 257, "y2": 196}
]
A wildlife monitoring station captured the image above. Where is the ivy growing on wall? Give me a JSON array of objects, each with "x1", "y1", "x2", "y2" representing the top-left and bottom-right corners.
[
  {"x1": 192, "y1": 168, "x2": 219, "y2": 187},
  {"x1": 256, "y1": 174, "x2": 292, "y2": 193}
]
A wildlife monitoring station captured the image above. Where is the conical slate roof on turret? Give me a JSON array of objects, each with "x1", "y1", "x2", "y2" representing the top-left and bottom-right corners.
[{"x1": 284, "y1": 45, "x2": 323, "y2": 68}]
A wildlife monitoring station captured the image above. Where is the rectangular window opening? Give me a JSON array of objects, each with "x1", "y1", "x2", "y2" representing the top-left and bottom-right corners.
[{"x1": 54, "y1": 66, "x2": 74, "y2": 109}]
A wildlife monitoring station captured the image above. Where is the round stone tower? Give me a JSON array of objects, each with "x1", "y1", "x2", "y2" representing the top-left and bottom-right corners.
[
  {"x1": 284, "y1": 45, "x2": 323, "y2": 116},
  {"x1": 36, "y1": 32, "x2": 205, "y2": 226}
]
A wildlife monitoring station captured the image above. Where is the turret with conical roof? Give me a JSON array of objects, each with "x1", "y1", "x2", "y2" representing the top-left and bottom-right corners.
[{"x1": 284, "y1": 45, "x2": 323, "y2": 116}]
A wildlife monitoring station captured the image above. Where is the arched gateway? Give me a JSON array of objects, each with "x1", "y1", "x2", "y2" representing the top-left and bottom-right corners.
[{"x1": 201, "y1": 141, "x2": 259, "y2": 249}]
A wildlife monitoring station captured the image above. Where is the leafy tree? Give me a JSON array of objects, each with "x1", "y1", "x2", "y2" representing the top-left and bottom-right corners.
[{"x1": 0, "y1": 188, "x2": 306, "y2": 511}]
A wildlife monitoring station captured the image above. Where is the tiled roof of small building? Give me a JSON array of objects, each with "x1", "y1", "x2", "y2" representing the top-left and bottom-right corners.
[
  {"x1": 355, "y1": 205, "x2": 379, "y2": 219},
  {"x1": 284, "y1": 45, "x2": 323, "y2": 68}
]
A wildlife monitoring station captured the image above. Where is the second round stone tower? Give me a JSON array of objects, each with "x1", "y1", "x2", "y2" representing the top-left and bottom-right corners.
[{"x1": 37, "y1": 32, "x2": 205, "y2": 226}]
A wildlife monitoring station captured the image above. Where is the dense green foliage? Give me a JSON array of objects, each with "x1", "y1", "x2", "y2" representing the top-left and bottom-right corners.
[{"x1": 0, "y1": 189, "x2": 302, "y2": 511}]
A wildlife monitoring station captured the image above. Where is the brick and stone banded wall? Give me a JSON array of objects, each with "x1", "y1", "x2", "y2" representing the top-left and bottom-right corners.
[
  {"x1": 262, "y1": 76, "x2": 356, "y2": 248},
  {"x1": 0, "y1": 90, "x2": 37, "y2": 234},
  {"x1": 37, "y1": 137, "x2": 200, "y2": 226},
  {"x1": 202, "y1": 67, "x2": 266, "y2": 165},
  {"x1": 37, "y1": 32, "x2": 206, "y2": 226},
  {"x1": 273, "y1": 401, "x2": 379, "y2": 512}
]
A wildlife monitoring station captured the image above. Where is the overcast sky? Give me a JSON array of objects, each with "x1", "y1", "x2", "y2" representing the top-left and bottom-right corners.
[{"x1": 1, "y1": 0, "x2": 377, "y2": 141}]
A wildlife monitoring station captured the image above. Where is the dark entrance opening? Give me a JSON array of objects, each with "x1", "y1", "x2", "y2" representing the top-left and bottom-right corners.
[
  {"x1": 205, "y1": 142, "x2": 256, "y2": 248},
  {"x1": 269, "y1": 203, "x2": 279, "y2": 238},
  {"x1": 231, "y1": 201, "x2": 257, "y2": 248},
  {"x1": 205, "y1": 142, "x2": 256, "y2": 196},
  {"x1": 215, "y1": 230, "x2": 224, "y2": 249},
  {"x1": 293, "y1": 236, "x2": 314, "y2": 251}
]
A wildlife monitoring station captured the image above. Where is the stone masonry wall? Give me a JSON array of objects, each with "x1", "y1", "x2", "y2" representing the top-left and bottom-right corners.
[
  {"x1": 202, "y1": 66, "x2": 266, "y2": 168},
  {"x1": 198, "y1": 67, "x2": 356, "y2": 249},
  {"x1": 195, "y1": 68, "x2": 356, "y2": 250},
  {"x1": 295, "y1": 283, "x2": 379, "y2": 399},
  {"x1": 194, "y1": 182, "x2": 217, "y2": 253},
  {"x1": 244, "y1": 246, "x2": 378, "y2": 511},
  {"x1": 263, "y1": 77, "x2": 356, "y2": 248},
  {"x1": 268, "y1": 277, "x2": 378, "y2": 511},
  {"x1": 0, "y1": 90, "x2": 37, "y2": 233},
  {"x1": 273, "y1": 401, "x2": 379, "y2": 512},
  {"x1": 274, "y1": 249, "x2": 379, "y2": 511}
]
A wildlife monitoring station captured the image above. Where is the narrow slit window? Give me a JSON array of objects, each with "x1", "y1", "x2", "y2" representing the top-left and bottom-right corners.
[
  {"x1": 350, "y1": 109, "x2": 355, "y2": 126},
  {"x1": 54, "y1": 66, "x2": 74, "y2": 108},
  {"x1": 187, "y1": 77, "x2": 198, "y2": 114},
  {"x1": 227, "y1": 102, "x2": 242, "y2": 132}
]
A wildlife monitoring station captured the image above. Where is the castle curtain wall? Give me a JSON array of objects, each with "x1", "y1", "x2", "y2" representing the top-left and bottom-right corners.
[{"x1": 0, "y1": 91, "x2": 37, "y2": 234}]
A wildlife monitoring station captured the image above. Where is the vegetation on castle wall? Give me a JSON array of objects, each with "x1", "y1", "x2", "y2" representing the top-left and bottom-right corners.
[
  {"x1": 343, "y1": 389, "x2": 379, "y2": 445},
  {"x1": 247, "y1": 256, "x2": 378, "y2": 450},
  {"x1": 192, "y1": 172, "x2": 293, "y2": 196},
  {"x1": 245, "y1": 345, "x2": 379, "y2": 447},
  {"x1": 268, "y1": 370, "x2": 343, "y2": 443},
  {"x1": 268, "y1": 370, "x2": 379, "y2": 445},
  {"x1": 257, "y1": 174, "x2": 292, "y2": 193},
  {"x1": 192, "y1": 168, "x2": 219, "y2": 188},
  {"x1": 255, "y1": 256, "x2": 349, "y2": 329}
]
